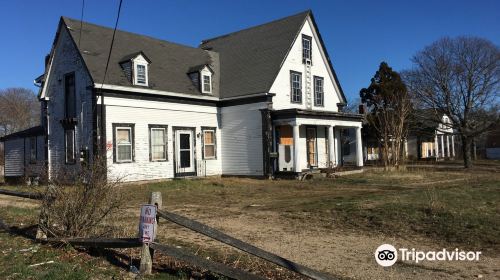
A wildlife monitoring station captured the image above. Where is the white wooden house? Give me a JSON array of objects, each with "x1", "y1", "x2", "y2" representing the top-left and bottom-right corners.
[{"x1": 1, "y1": 10, "x2": 363, "y2": 183}]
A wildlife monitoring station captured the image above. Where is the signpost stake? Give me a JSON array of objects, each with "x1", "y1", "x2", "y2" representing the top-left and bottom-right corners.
[
  {"x1": 138, "y1": 203, "x2": 157, "y2": 275},
  {"x1": 139, "y1": 243, "x2": 152, "y2": 275}
]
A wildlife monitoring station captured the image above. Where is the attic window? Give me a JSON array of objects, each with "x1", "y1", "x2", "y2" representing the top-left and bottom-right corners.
[
  {"x1": 134, "y1": 63, "x2": 148, "y2": 86},
  {"x1": 202, "y1": 75, "x2": 211, "y2": 93},
  {"x1": 302, "y1": 34, "x2": 312, "y2": 63}
]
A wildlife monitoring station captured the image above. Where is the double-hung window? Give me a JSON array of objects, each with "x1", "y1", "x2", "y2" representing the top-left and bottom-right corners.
[
  {"x1": 65, "y1": 129, "x2": 76, "y2": 164},
  {"x1": 290, "y1": 71, "x2": 302, "y2": 103},
  {"x1": 135, "y1": 64, "x2": 148, "y2": 86},
  {"x1": 149, "y1": 125, "x2": 168, "y2": 161},
  {"x1": 314, "y1": 76, "x2": 324, "y2": 107},
  {"x1": 202, "y1": 75, "x2": 211, "y2": 93},
  {"x1": 114, "y1": 124, "x2": 134, "y2": 163},
  {"x1": 202, "y1": 128, "x2": 216, "y2": 159},
  {"x1": 64, "y1": 72, "x2": 76, "y2": 118},
  {"x1": 302, "y1": 35, "x2": 312, "y2": 63}
]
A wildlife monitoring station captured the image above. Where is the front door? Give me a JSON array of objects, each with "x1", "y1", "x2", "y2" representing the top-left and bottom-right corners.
[
  {"x1": 306, "y1": 127, "x2": 317, "y2": 167},
  {"x1": 175, "y1": 129, "x2": 195, "y2": 176}
]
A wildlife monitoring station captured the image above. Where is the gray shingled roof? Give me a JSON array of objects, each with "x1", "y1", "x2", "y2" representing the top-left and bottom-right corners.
[
  {"x1": 61, "y1": 11, "x2": 346, "y2": 102},
  {"x1": 62, "y1": 17, "x2": 219, "y2": 96},
  {"x1": 200, "y1": 11, "x2": 309, "y2": 98}
]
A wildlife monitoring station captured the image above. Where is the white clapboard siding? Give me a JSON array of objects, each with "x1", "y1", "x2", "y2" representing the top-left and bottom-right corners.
[
  {"x1": 269, "y1": 16, "x2": 342, "y2": 112},
  {"x1": 4, "y1": 138, "x2": 24, "y2": 177},
  {"x1": 103, "y1": 96, "x2": 221, "y2": 182},
  {"x1": 220, "y1": 102, "x2": 267, "y2": 176}
]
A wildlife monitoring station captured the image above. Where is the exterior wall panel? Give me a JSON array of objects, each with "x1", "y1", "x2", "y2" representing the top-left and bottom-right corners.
[
  {"x1": 4, "y1": 139, "x2": 24, "y2": 177},
  {"x1": 103, "y1": 97, "x2": 221, "y2": 182},
  {"x1": 220, "y1": 102, "x2": 267, "y2": 176}
]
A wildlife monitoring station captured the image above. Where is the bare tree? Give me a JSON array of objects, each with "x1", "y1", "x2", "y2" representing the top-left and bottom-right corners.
[
  {"x1": 0, "y1": 87, "x2": 40, "y2": 137},
  {"x1": 360, "y1": 62, "x2": 412, "y2": 170},
  {"x1": 405, "y1": 37, "x2": 500, "y2": 168}
]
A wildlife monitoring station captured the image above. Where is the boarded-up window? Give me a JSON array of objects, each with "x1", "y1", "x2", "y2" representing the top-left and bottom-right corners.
[
  {"x1": 279, "y1": 126, "x2": 293, "y2": 145},
  {"x1": 203, "y1": 129, "x2": 216, "y2": 159}
]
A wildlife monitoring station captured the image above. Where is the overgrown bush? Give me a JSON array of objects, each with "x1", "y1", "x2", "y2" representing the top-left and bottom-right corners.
[{"x1": 40, "y1": 158, "x2": 124, "y2": 238}]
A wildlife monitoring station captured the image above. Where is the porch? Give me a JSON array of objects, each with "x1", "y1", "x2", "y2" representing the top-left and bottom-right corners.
[{"x1": 267, "y1": 109, "x2": 363, "y2": 175}]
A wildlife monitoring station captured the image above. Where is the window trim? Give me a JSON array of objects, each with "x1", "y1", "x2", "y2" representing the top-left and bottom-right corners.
[
  {"x1": 201, "y1": 74, "x2": 212, "y2": 94},
  {"x1": 302, "y1": 34, "x2": 312, "y2": 64},
  {"x1": 133, "y1": 62, "x2": 148, "y2": 86},
  {"x1": 313, "y1": 76, "x2": 324, "y2": 107},
  {"x1": 201, "y1": 127, "x2": 217, "y2": 160},
  {"x1": 64, "y1": 72, "x2": 76, "y2": 119},
  {"x1": 64, "y1": 128, "x2": 76, "y2": 165},
  {"x1": 290, "y1": 71, "x2": 302, "y2": 104},
  {"x1": 149, "y1": 124, "x2": 168, "y2": 162},
  {"x1": 29, "y1": 136, "x2": 37, "y2": 164},
  {"x1": 112, "y1": 123, "x2": 135, "y2": 163}
]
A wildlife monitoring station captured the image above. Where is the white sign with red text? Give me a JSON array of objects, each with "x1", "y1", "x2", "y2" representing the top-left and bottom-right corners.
[{"x1": 139, "y1": 204, "x2": 157, "y2": 243}]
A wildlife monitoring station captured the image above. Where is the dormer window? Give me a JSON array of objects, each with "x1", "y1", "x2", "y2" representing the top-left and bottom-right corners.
[
  {"x1": 120, "y1": 51, "x2": 151, "y2": 87},
  {"x1": 134, "y1": 63, "x2": 148, "y2": 86},
  {"x1": 187, "y1": 64, "x2": 213, "y2": 94},
  {"x1": 202, "y1": 74, "x2": 211, "y2": 94},
  {"x1": 135, "y1": 64, "x2": 147, "y2": 85}
]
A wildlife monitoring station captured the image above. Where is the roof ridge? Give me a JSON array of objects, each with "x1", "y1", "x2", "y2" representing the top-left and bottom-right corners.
[
  {"x1": 61, "y1": 16, "x2": 210, "y2": 53},
  {"x1": 200, "y1": 10, "x2": 311, "y2": 45}
]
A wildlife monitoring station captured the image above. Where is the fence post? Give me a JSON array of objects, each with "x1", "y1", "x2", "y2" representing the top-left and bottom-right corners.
[
  {"x1": 139, "y1": 193, "x2": 162, "y2": 275},
  {"x1": 139, "y1": 243, "x2": 153, "y2": 274},
  {"x1": 149, "y1": 192, "x2": 162, "y2": 258}
]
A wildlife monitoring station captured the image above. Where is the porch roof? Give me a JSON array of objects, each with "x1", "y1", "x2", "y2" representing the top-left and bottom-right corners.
[{"x1": 271, "y1": 109, "x2": 363, "y2": 127}]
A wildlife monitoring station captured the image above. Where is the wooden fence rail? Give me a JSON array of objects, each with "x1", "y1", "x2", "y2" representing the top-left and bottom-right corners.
[
  {"x1": 0, "y1": 189, "x2": 44, "y2": 200},
  {"x1": 150, "y1": 242, "x2": 265, "y2": 280},
  {"x1": 45, "y1": 237, "x2": 142, "y2": 248},
  {"x1": 157, "y1": 210, "x2": 335, "y2": 280}
]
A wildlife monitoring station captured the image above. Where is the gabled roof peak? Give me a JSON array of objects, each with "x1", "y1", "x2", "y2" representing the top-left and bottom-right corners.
[{"x1": 119, "y1": 51, "x2": 151, "y2": 64}]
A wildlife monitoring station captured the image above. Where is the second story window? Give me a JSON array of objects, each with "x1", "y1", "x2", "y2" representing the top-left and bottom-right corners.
[
  {"x1": 135, "y1": 64, "x2": 148, "y2": 86},
  {"x1": 314, "y1": 76, "x2": 324, "y2": 107},
  {"x1": 290, "y1": 71, "x2": 302, "y2": 103},
  {"x1": 64, "y1": 72, "x2": 76, "y2": 118},
  {"x1": 202, "y1": 75, "x2": 211, "y2": 93},
  {"x1": 302, "y1": 35, "x2": 312, "y2": 63}
]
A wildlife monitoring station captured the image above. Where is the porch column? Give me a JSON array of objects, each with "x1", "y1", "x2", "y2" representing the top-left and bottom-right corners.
[
  {"x1": 446, "y1": 135, "x2": 450, "y2": 157},
  {"x1": 335, "y1": 128, "x2": 342, "y2": 166},
  {"x1": 355, "y1": 127, "x2": 363, "y2": 167},
  {"x1": 434, "y1": 135, "x2": 439, "y2": 157},
  {"x1": 451, "y1": 135, "x2": 455, "y2": 157},
  {"x1": 440, "y1": 135, "x2": 445, "y2": 159},
  {"x1": 293, "y1": 124, "x2": 300, "y2": 172},
  {"x1": 328, "y1": 125, "x2": 335, "y2": 167}
]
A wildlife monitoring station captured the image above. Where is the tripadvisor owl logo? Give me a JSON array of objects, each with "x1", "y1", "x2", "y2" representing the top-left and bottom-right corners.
[{"x1": 375, "y1": 244, "x2": 398, "y2": 267}]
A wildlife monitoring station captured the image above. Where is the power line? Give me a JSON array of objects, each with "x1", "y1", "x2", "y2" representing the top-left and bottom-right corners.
[
  {"x1": 100, "y1": 0, "x2": 123, "y2": 87},
  {"x1": 78, "y1": 0, "x2": 85, "y2": 47},
  {"x1": 95, "y1": 0, "x2": 123, "y2": 158}
]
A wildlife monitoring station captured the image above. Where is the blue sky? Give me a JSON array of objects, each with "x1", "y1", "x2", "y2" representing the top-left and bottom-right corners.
[{"x1": 1, "y1": 0, "x2": 499, "y2": 103}]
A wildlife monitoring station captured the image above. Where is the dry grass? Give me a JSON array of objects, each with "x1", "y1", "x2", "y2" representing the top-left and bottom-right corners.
[{"x1": 1, "y1": 162, "x2": 499, "y2": 279}]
